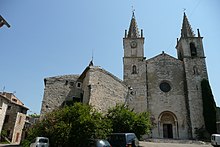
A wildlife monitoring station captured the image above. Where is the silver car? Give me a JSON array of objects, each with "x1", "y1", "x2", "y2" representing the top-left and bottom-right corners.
[
  {"x1": 30, "y1": 137, "x2": 49, "y2": 147},
  {"x1": 88, "y1": 139, "x2": 111, "y2": 147}
]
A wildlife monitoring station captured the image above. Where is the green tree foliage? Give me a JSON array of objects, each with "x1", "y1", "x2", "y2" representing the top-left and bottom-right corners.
[
  {"x1": 28, "y1": 113, "x2": 40, "y2": 118},
  {"x1": 201, "y1": 79, "x2": 217, "y2": 135},
  {"x1": 22, "y1": 103, "x2": 112, "y2": 147},
  {"x1": 106, "y1": 104, "x2": 151, "y2": 139},
  {"x1": 22, "y1": 103, "x2": 152, "y2": 146}
]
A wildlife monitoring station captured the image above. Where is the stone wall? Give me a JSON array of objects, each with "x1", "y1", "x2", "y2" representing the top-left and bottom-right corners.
[
  {"x1": 11, "y1": 112, "x2": 26, "y2": 144},
  {"x1": 77, "y1": 66, "x2": 127, "y2": 112},
  {"x1": 85, "y1": 66, "x2": 127, "y2": 113},
  {"x1": 2, "y1": 102, "x2": 27, "y2": 143},
  {"x1": 123, "y1": 56, "x2": 147, "y2": 113},
  {"x1": 183, "y1": 58, "x2": 207, "y2": 138},
  {"x1": 40, "y1": 67, "x2": 127, "y2": 114},
  {"x1": 40, "y1": 75, "x2": 79, "y2": 115},
  {"x1": 0, "y1": 101, "x2": 8, "y2": 133}
]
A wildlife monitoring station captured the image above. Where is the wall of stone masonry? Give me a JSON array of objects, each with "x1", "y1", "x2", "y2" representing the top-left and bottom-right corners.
[
  {"x1": 147, "y1": 53, "x2": 189, "y2": 139},
  {"x1": 123, "y1": 57, "x2": 148, "y2": 113},
  {"x1": 11, "y1": 112, "x2": 26, "y2": 144},
  {"x1": 0, "y1": 101, "x2": 8, "y2": 133},
  {"x1": 85, "y1": 67, "x2": 127, "y2": 113},
  {"x1": 40, "y1": 75, "x2": 79, "y2": 115},
  {"x1": 40, "y1": 67, "x2": 128, "y2": 115},
  {"x1": 183, "y1": 57, "x2": 207, "y2": 138},
  {"x1": 81, "y1": 70, "x2": 90, "y2": 104},
  {"x1": 2, "y1": 102, "x2": 27, "y2": 142}
]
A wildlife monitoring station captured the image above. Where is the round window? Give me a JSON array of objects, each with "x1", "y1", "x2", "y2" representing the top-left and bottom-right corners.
[{"x1": 160, "y1": 82, "x2": 171, "y2": 92}]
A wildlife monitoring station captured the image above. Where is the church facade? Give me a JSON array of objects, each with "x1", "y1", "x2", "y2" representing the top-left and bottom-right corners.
[{"x1": 40, "y1": 13, "x2": 210, "y2": 139}]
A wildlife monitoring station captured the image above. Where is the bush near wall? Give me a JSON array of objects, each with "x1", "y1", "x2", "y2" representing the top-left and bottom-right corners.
[{"x1": 201, "y1": 79, "x2": 217, "y2": 135}]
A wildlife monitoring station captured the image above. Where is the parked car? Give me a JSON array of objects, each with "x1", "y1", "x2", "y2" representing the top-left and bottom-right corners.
[
  {"x1": 211, "y1": 134, "x2": 220, "y2": 147},
  {"x1": 30, "y1": 137, "x2": 49, "y2": 147},
  {"x1": 88, "y1": 139, "x2": 112, "y2": 147},
  {"x1": 108, "y1": 133, "x2": 139, "y2": 147}
]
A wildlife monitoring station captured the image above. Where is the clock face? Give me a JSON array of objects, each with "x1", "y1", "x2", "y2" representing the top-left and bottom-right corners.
[{"x1": 130, "y1": 40, "x2": 137, "y2": 48}]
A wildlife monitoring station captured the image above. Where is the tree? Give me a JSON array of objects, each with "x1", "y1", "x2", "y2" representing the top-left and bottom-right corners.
[
  {"x1": 106, "y1": 104, "x2": 152, "y2": 139},
  {"x1": 22, "y1": 103, "x2": 112, "y2": 147},
  {"x1": 22, "y1": 103, "x2": 152, "y2": 146},
  {"x1": 201, "y1": 79, "x2": 217, "y2": 135}
]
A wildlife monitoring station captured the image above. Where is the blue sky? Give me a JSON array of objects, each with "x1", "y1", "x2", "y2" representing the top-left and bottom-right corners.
[{"x1": 0, "y1": 0, "x2": 220, "y2": 114}]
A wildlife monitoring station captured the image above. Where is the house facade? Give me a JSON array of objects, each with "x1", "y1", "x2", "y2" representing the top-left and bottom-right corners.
[{"x1": 0, "y1": 92, "x2": 28, "y2": 144}]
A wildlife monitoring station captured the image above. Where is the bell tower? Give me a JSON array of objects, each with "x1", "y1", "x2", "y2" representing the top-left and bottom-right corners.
[
  {"x1": 176, "y1": 12, "x2": 208, "y2": 138},
  {"x1": 123, "y1": 12, "x2": 147, "y2": 112}
]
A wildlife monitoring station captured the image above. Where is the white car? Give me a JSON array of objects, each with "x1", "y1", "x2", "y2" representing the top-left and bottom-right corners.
[
  {"x1": 211, "y1": 134, "x2": 220, "y2": 147},
  {"x1": 30, "y1": 137, "x2": 49, "y2": 147}
]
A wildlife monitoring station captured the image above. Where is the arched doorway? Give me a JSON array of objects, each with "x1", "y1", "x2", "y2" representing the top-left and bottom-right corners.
[{"x1": 158, "y1": 111, "x2": 179, "y2": 139}]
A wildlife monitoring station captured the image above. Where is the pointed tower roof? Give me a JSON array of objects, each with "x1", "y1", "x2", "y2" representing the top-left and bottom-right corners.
[
  {"x1": 181, "y1": 12, "x2": 195, "y2": 38},
  {"x1": 127, "y1": 12, "x2": 140, "y2": 38}
]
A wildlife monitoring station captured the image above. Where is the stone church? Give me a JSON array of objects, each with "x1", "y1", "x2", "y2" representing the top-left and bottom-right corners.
[{"x1": 40, "y1": 12, "x2": 210, "y2": 139}]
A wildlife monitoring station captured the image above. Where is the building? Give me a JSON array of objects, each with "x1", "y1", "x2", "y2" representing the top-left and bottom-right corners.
[
  {"x1": 0, "y1": 92, "x2": 28, "y2": 144},
  {"x1": 40, "y1": 65, "x2": 128, "y2": 116},
  {"x1": 40, "y1": 12, "x2": 213, "y2": 139}
]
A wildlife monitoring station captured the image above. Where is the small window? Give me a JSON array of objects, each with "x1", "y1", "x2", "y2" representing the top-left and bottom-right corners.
[
  {"x1": 76, "y1": 82, "x2": 82, "y2": 88},
  {"x1": 65, "y1": 80, "x2": 68, "y2": 85},
  {"x1": 69, "y1": 82, "x2": 74, "y2": 86},
  {"x1": 7, "y1": 130, "x2": 10, "y2": 138},
  {"x1": 4, "y1": 115, "x2": 9, "y2": 123},
  {"x1": 0, "y1": 99, "x2": 2, "y2": 107},
  {"x1": 190, "y1": 42, "x2": 197, "y2": 57},
  {"x1": 7, "y1": 105, "x2": 11, "y2": 110},
  {"x1": 15, "y1": 133, "x2": 20, "y2": 142},
  {"x1": 18, "y1": 116, "x2": 22, "y2": 124},
  {"x1": 132, "y1": 65, "x2": 137, "y2": 74},
  {"x1": 178, "y1": 51, "x2": 183, "y2": 60}
]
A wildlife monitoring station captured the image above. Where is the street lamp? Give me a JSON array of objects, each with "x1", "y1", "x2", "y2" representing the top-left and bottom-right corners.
[{"x1": 0, "y1": 15, "x2": 10, "y2": 28}]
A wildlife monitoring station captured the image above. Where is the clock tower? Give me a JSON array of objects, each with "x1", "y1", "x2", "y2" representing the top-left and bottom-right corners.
[{"x1": 123, "y1": 12, "x2": 147, "y2": 112}]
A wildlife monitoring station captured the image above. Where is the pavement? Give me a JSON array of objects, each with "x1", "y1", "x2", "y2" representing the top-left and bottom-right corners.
[
  {"x1": 0, "y1": 145, "x2": 20, "y2": 147},
  {"x1": 0, "y1": 139, "x2": 212, "y2": 147},
  {"x1": 139, "y1": 139, "x2": 212, "y2": 147},
  {"x1": 140, "y1": 141, "x2": 212, "y2": 147}
]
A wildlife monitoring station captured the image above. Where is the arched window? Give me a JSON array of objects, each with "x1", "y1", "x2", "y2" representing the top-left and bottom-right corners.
[
  {"x1": 190, "y1": 42, "x2": 197, "y2": 57},
  {"x1": 178, "y1": 51, "x2": 183, "y2": 60},
  {"x1": 132, "y1": 65, "x2": 137, "y2": 74}
]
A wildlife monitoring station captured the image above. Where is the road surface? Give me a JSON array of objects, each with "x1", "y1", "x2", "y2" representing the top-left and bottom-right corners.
[{"x1": 140, "y1": 141, "x2": 212, "y2": 147}]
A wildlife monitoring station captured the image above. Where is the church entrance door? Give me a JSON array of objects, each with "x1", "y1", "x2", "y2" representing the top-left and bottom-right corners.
[
  {"x1": 158, "y1": 111, "x2": 179, "y2": 139},
  {"x1": 163, "y1": 124, "x2": 173, "y2": 138}
]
